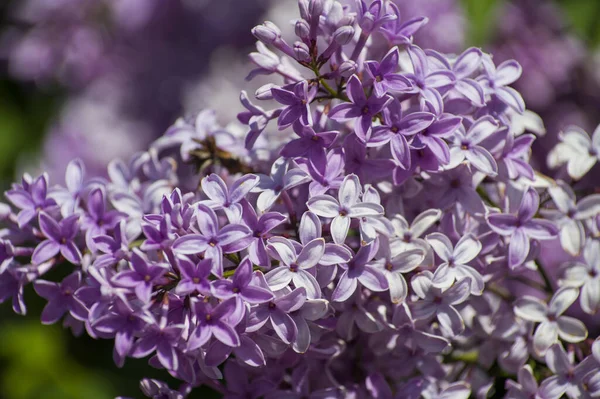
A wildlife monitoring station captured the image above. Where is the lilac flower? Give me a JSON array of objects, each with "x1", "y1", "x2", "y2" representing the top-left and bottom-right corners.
[
  {"x1": 370, "y1": 98, "x2": 435, "y2": 168},
  {"x1": 265, "y1": 236, "x2": 324, "y2": 299},
  {"x1": 547, "y1": 125, "x2": 600, "y2": 180},
  {"x1": 497, "y1": 132, "x2": 535, "y2": 181},
  {"x1": 411, "y1": 113, "x2": 463, "y2": 167},
  {"x1": 254, "y1": 158, "x2": 311, "y2": 212},
  {"x1": 426, "y1": 233, "x2": 484, "y2": 295},
  {"x1": 32, "y1": 212, "x2": 82, "y2": 265},
  {"x1": 375, "y1": 237, "x2": 424, "y2": 303},
  {"x1": 212, "y1": 257, "x2": 274, "y2": 304},
  {"x1": 429, "y1": 165, "x2": 485, "y2": 215},
  {"x1": 81, "y1": 188, "x2": 124, "y2": 251},
  {"x1": 240, "y1": 201, "x2": 286, "y2": 268},
  {"x1": 380, "y1": 2, "x2": 428, "y2": 46},
  {"x1": 542, "y1": 182, "x2": 600, "y2": 256},
  {"x1": 271, "y1": 81, "x2": 316, "y2": 129},
  {"x1": 487, "y1": 187, "x2": 559, "y2": 269},
  {"x1": 440, "y1": 47, "x2": 485, "y2": 106},
  {"x1": 334, "y1": 291, "x2": 383, "y2": 340},
  {"x1": 540, "y1": 344, "x2": 597, "y2": 399},
  {"x1": 93, "y1": 299, "x2": 151, "y2": 364},
  {"x1": 344, "y1": 135, "x2": 396, "y2": 182},
  {"x1": 307, "y1": 174, "x2": 384, "y2": 244},
  {"x1": 93, "y1": 220, "x2": 137, "y2": 268},
  {"x1": 331, "y1": 241, "x2": 388, "y2": 302},
  {"x1": 50, "y1": 158, "x2": 87, "y2": 216},
  {"x1": 172, "y1": 204, "x2": 252, "y2": 276},
  {"x1": 200, "y1": 173, "x2": 259, "y2": 222},
  {"x1": 411, "y1": 271, "x2": 471, "y2": 337},
  {"x1": 514, "y1": 287, "x2": 587, "y2": 355},
  {"x1": 290, "y1": 298, "x2": 329, "y2": 354},
  {"x1": 131, "y1": 308, "x2": 184, "y2": 371},
  {"x1": 447, "y1": 116, "x2": 500, "y2": 176},
  {"x1": 247, "y1": 287, "x2": 307, "y2": 344},
  {"x1": 33, "y1": 271, "x2": 88, "y2": 324},
  {"x1": 505, "y1": 364, "x2": 562, "y2": 399},
  {"x1": 174, "y1": 257, "x2": 212, "y2": 296},
  {"x1": 302, "y1": 148, "x2": 345, "y2": 196},
  {"x1": 391, "y1": 208, "x2": 441, "y2": 267},
  {"x1": 365, "y1": 48, "x2": 413, "y2": 97},
  {"x1": 6, "y1": 173, "x2": 57, "y2": 227},
  {"x1": 188, "y1": 297, "x2": 245, "y2": 350},
  {"x1": 328, "y1": 75, "x2": 393, "y2": 142},
  {"x1": 355, "y1": 0, "x2": 397, "y2": 34},
  {"x1": 112, "y1": 249, "x2": 168, "y2": 303},
  {"x1": 405, "y1": 45, "x2": 456, "y2": 104},
  {"x1": 479, "y1": 56, "x2": 525, "y2": 113},
  {"x1": 139, "y1": 379, "x2": 187, "y2": 399},
  {"x1": 560, "y1": 239, "x2": 600, "y2": 314},
  {"x1": 280, "y1": 123, "x2": 338, "y2": 167}
]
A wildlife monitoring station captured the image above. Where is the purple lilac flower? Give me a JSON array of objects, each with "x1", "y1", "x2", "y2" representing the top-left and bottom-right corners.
[
  {"x1": 187, "y1": 297, "x2": 245, "y2": 350},
  {"x1": 5, "y1": 173, "x2": 57, "y2": 227},
  {"x1": 33, "y1": 271, "x2": 88, "y2": 325},
  {"x1": 112, "y1": 249, "x2": 168, "y2": 303},
  {"x1": 254, "y1": 158, "x2": 311, "y2": 212},
  {"x1": 514, "y1": 287, "x2": 587, "y2": 355},
  {"x1": 488, "y1": 187, "x2": 559, "y2": 269},
  {"x1": 447, "y1": 116, "x2": 500, "y2": 176},
  {"x1": 328, "y1": 75, "x2": 393, "y2": 143},
  {"x1": 212, "y1": 256, "x2": 274, "y2": 304},
  {"x1": 331, "y1": 241, "x2": 388, "y2": 302},
  {"x1": 32, "y1": 212, "x2": 82, "y2": 265},
  {"x1": 272, "y1": 81, "x2": 316, "y2": 129},
  {"x1": 200, "y1": 173, "x2": 259, "y2": 222},
  {"x1": 365, "y1": 48, "x2": 413, "y2": 97},
  {"x1": 172, "y1": 204, "x2": 252, "y2": 276},
  {"x1": 560, "y1": 239, "x2": 600, "y2": 314}
]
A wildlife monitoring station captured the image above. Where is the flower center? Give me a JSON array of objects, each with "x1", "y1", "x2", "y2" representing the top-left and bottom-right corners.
[{"x1": 362, "y1": 106, "x2": 370, "y2": 115}]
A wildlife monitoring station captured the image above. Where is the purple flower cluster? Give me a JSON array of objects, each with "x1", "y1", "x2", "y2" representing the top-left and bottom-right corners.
[{"x1": 2, "y1": 1, "x2": 600, "y2": 398}]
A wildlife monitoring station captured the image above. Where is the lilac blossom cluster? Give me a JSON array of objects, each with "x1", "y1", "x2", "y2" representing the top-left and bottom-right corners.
[{"x1": 2, "y1": 1, "x2": 600, "y2": 398}]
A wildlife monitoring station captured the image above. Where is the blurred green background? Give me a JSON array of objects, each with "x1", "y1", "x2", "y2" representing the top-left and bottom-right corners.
[{"x1": 0, "y1": 0, "x2": 600, "y2": 398}]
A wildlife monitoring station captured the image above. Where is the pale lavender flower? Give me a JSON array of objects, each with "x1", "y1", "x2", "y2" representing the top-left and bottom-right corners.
[
  {"x1": 488, "y1": 187, "x2": 559, "y2": 269},
  {"x1": 547, "y1": 125, "x2": 600, "y2": 180},
  {"x1": 331, "y1": 241, "x2": 388, "y2": 302},
  {"x1": 505, "y1": 364, "x2": 561, "y2": 399},
  {"x1": 380, "y1": 2, "x2": 428, "y2": 46},
  {"x1": 247, "y1": 287, "x2": 307, "y2": 344},
  {"x1": 411, "y1": 271, "x2": 471, "y2": 337},
  {"x1": 447, "y1": 116, "x2": 500, "y2": 176},
  {"x1": 307, "y1": 174, "x2": 384, "y2": 244},
  {"x1": 479, "y1": 56, "x2": 525, "y2": 113},
  {"x1": 405, "y1": 45, "x2": 455, "y2": 105},
  {"x1": 265, "y1": 236, "x2": 325, "y2": 299},
  {"x1": 541, "y1": 344, "x2": 597, "y2": 399},
  {"x1": 254, "y1": 158, "x2": 311, "y2": 212},
  {"x1": 426, "y1": 233, "x2": 484, "y2": 295},
  {"x1": 514, "y1": 287, "x2": 587, "y2": 355},
  {"x1": 375, "y1": 236, "x2": 424, "y2": 303},
  {"x1": 174, "y1": 257, "x2": 212, "y2": 296},
  {"x1": 542, "y1": 182, "x2": 600, "y2": 256},
  {"x1": 200, "y1": 173, "x2": 259, "y2": 222},
  {"x1": 560, "y1": 239, "x2": 600, "y2": 314}
]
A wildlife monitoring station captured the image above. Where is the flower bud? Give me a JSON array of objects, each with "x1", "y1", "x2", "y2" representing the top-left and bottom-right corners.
[
  {"x1": 298, "y1": 0, "x2": 310, "y2": 20},
  {"x1": 255, "y1": 84, "x2": 276, "y2": 100},
  {"x1": 252, "y1": 21, "x2": 281, "y2": 44},
  {"x1": 308, "y1": 0, "x2": 325, "y2": 20},
  {"x1": 333, "y1": 26, "x2": 354, "y2": 45},
  {"x1": 294, "y1": 42, "x2": 310, "y2": 61},
  {"x1": 295, "y1": 19, "x2": 310, "y2": 40},
  {"x1": 338, "y1": 60, "x2": 357, "y2": 77}
]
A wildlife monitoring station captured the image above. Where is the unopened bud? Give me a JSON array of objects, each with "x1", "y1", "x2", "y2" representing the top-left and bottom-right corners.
[
  {"x1": 294, "y1": 42, "x2": 310, "y2": 61},
  {"x1": 333, "y1": 26, "x2": 354, "y2": 45},
  {"x1": 252, "y1": 21, "x2": 281, "y2": 44},
  {"x1": 295, "y1": 19, "x2": 310, "y2": 40},
  {"x1": 338, "y1": 60, "x2": 357, "y2": 77}
]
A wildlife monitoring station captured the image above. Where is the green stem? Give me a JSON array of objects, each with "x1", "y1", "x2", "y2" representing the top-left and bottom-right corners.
[{"x1": 534, "y1": 260, "x2": 554, "y2": 293}]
